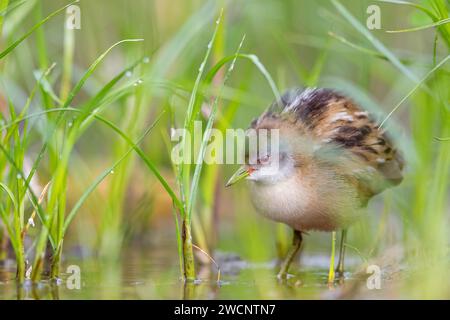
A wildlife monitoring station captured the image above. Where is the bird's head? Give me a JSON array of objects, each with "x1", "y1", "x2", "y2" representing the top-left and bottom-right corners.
[
  {"x1": 226, "y1": 144, "x2": 296, "y2": 187},
  {"x1": 225, "y1": 104, "x2": 318, "y2": 187}
]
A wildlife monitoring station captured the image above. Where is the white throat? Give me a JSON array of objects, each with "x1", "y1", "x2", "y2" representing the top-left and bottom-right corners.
[{"x1": 247, "y1": 157, "x2": 295, "y2": 184}]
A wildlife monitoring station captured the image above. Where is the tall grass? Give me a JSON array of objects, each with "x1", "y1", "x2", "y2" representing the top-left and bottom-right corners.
[
  {"x1": 0, "y1": 0, "x2": 448, "y2": 299},
  {"x1": 0, "y1": 0, "x2": 282, "y2": 285},
  {"x1": 96, "y1": 0, "x2": 220, "y2": 266},
  {"x1": 332, "y1": 0, "x2": 450, "y2": 297},
  {"x1": 0, "y1": 1, "x2": 75, "y2": 283},
  {"x1": 0, "y1": 1, "x2": 149, "y2": 281}
]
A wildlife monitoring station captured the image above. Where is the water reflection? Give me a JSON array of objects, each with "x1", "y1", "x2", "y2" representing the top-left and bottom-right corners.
[{"x1": 0, "y1": 247, "x2": 373, "y2": 300}]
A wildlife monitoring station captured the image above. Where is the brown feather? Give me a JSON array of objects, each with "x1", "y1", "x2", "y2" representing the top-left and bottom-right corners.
[{"x1": 252, "y1": 88, "x2": 404, "y2": 202}]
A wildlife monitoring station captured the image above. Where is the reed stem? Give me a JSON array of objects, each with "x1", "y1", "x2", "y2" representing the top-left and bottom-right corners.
[
  {"x1": 50, "y1": 243, "x2": 63, "y2": 280},
  {"x1": 328, "y1": 231, "x2": 336, "y2": 285},
  {"x1": 15, "y1": 245, "x2": 25, "y2": 283},
  {"x1": 182, "y1": 218, "x2": 196, "y2": 281}
]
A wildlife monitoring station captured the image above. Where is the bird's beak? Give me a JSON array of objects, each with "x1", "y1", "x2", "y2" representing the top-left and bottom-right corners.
[{"x1": 226, "y1": 166, "x2": 250, "y2": 187}]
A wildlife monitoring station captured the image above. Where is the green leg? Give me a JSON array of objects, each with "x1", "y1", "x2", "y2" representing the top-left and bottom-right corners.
[
  {"x1": 328, "y1": 231, "x2": 336, "y2": 285},
  {"x1": 277, "y1": 230, "x2": 302, "y2": 280},
  {"x1": 336, "y1": 229, "x2": 347, "y2": 276}
]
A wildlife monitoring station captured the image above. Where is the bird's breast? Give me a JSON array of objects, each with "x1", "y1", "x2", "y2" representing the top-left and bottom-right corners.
[
  {"x1": 248, "y1": 176, "x2": 312, "y2": 227},
  {"x1": 247, "y1": 173, "x2": 361, "y2": 231}
]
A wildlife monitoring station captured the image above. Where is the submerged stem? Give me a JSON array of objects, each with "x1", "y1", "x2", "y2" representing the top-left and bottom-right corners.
[
  {"x1": 182, "y1": 219, "x2": 196, "y2": 281},
  {"x1": 50, "y1": 242, "x2": 63, "y2": 280},
  {"x1": 15, "y1": 245, "x2": 25, "y2": 283}
]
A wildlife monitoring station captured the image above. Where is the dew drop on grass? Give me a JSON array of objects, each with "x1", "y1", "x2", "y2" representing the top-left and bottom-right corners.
[
  {"x1": 68, "y1": 121, "x2": 73, "y2": 127},
  {"x1": 143, "y1": 56, "x2": 150, "y2": 63},
  {"x1": 207, "y1": 41, "x2": 212, "y2": 49},
  {"x1": 110, "y1": 170, "x2": 115, "y2": 175},
  {"x1": 28, "y1": 217, "x2": 35, "y2": 227},
  {"x1": 16, "y1": 173, "x2": 22, "y2": 180},
  {"x1": 125, "y1": 71, "x2": 132, "y2": 77},
  {"x1": 229, "y1": 61, "x2": 236, "y2": 72},
  {"x1": 198, "y1": 62, "x2": 205, "y2": 72}
]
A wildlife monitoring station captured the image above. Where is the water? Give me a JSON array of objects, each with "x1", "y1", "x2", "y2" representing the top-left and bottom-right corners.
[{"x1": 0, "y1": 245, "x2": 379, "y2": 300}]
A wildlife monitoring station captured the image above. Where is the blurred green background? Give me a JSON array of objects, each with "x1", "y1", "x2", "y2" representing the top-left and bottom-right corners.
[{"x1": 0, "y1": 0, "x2": 449, "y2": 299}]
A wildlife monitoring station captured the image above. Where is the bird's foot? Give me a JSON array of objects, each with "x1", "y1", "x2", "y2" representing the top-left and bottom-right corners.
[
  {"x1": 276, "y1": 271, "x2": 287, "y2": 281},
  {"x1": 335, "y1": 268, "x2": 346, "y2": 285},
  {"x1": 335, "y1": 264, "x2": 346, "y2": 277},
  {"x1": 277, "y1": 269, "x2": 297, "y2": 282},
  {"x1": 276, "y1": 271, "x2": 300, "y2": 285}
]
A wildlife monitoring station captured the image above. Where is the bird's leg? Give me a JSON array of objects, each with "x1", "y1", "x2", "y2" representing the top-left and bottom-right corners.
[
  {"x1": 336, "y1": 229, "x2": 347, "y2": 277},
  {"x1": 277, "y1": 230, "x2": 302, "y2": 280},
  {"x1": 327, "y1": 231, "x2": 336, "y2": 285}
]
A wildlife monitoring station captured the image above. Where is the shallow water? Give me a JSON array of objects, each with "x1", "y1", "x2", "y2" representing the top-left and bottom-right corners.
[{"x1": 0, "y1": 245, "x2": 375, "y2": 300}]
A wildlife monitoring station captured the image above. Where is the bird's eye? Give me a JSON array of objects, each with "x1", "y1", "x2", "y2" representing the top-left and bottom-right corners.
[{"x1": 258, "y1": 155, "x2": 270, "y2": 165}]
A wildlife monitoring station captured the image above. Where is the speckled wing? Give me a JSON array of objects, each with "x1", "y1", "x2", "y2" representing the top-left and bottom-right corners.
[{"x1": 259, "y1": 88, "x2": 404, "y2": 197}]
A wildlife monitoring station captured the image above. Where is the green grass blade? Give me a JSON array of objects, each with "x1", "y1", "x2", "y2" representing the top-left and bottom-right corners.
[
  {"x1": 0, "y1": 0, "x2": 9, "y2": 34},
  {"x1": 78, "y1": 58, "x2": 145, "y2": 131},
  {"x1": 62, "y1": 39, "x2": 143, "y2": 109},
  {"x1": 3, "y1": 107, "x2": 181, "y2": 212},
  {"x1": 5, "y1": 63, "x2": 57, "y2": 144},
  {"x1": 35, "y1": 70, "x2": 62, "y2": 105},
  {"x1": 0, "y1": 0, "x2": 19, "y2": 15},
  {"x1": 184, "y1": 9, "x2": 223, "y2": 127},
  {"x1": 63, "y1": 112, "x2": 164, "y2": 233},
  {"x1": 331, "y1": 0, "x2": 420, "y2": 84},
  {"x1": 0, "y1": 144, "x2": 53, "y2": 246},
  {"x1": 306, "y1": 41, "x2": 330, "y2": 87},
  {"x1": 380, "y1": 0, "x2": 450, "y2": 48},
  {"x1": 59, "y1": 5, "x2": 75, "y2": 101},
  {"x1": 242, "y1": 54, "x2": 282, "y2": 104},
  {"x1": 435, "y1": 137, "x2": 450, "y2": 141},
  {"x1": 328, "y1": 32, "x2": 411, "y2": 64},
  {"x1": 387, "y1": 17, "x2": 450, "y2": 33},
  {"x1": 23, "y1": 42, "x2": 143, "y2": 198},
  {"x1": 379, "y1": 54, "x2": 450, "y2": 128},
  {"x1": 179, "y1": 9, "x2": 224, "y2": 202},
  {"x1": 204, "y1": 53, "x2": 281, "y2": 104},
  {"x1": 0, "y1": 204, "x2": 16, "y2": 250},
  {"x1": 93, "y1": 113, "x2": 183, "y2": 212},
  {"x1": 188, "y1": 35, "x2": 245, "y2": 220},
  {"x1": 0, "y1": 1, "x2": 77, "y2": 59},
  {"x1": 377, "y1": 0, "x2": 439, "y2": 20},
  {"x1": 0, "y1": 182, "x2": 17, "y2": 210}
]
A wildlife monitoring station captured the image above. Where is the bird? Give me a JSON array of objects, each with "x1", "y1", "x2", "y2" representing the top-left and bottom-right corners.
[{"x1": 226, "y1": 87, "x2": 404, "y2": 280}]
